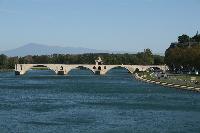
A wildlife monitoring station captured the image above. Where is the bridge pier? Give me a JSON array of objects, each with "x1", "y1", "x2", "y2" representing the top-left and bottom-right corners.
[
  {"x1": 15, "y1": 71, "x2": 25, "y2": 75},
  {"x1": 57, "y1": 71, "x2": 66, "y2": 75},
  {"x1": 94, "y1": 70, "x2": 103, "y2": 75}
]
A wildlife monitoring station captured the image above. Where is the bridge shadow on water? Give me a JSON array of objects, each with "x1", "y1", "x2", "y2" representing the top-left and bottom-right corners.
[
  {"x1": 25, "y1": 67, "x2": 132, "y2": 77},
  {"x1": 26, "y1": 69, "x2": 55, "y2": 76}
]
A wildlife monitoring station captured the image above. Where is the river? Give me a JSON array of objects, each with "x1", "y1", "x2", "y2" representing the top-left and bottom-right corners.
[{"x1": 0, "y1": 69, "x2": 200, "y2": 133}]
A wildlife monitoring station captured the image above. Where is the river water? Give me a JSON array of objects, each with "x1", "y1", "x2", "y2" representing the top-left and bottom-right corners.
[{"x1": 0, "y1": 69, "x2": 200, "y2": 133}]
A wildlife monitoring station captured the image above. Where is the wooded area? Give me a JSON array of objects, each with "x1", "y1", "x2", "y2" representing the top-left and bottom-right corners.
[
  {"x1": 165, "y1": 32, "x2": 200, "y2": 72},
  {"x1": 0, "y1": 49, "x2": 164, "y2": 69}
]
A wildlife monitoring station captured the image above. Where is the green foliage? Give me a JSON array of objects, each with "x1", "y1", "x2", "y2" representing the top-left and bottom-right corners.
[
  {"x1": 154, "y1": 55, "x2": 164, "y2": 65},
  {"x1": 178, "y1": 34, "x2": 190, "y2": 43},
  {"x1": 165, "y1": 32, "x2": 200, "y2": 71},
  {"x1": 0, "y1": 54, "x2": 19, "y2": 69},
  {"x1": 192, "y1": 33, "x2": 200, "y2": 42},
  {"x1": 0, "y1": 54, "x2": 8, "y2": 67}
]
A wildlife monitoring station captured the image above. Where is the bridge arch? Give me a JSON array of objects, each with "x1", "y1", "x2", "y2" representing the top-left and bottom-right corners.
[
  {"x1": 66, "y1": 65, "x2": 95, "y2": 75},
  {"x1": 104, "y1": 65, "x2": 134, "y2": 75},
  {"x1": 23, "y1": 64, "x2": 58, "y2": 74}
]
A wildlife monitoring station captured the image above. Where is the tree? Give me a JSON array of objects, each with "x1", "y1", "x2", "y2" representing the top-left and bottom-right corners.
[
  {"x1": 143, "y1": 49, "x2": 154, "y2": 65},
  {"x1": 7, "y1": 57, "x2": 19, "y2": 69},
  {"x1": 154, "y1": 55, "x2": 164, "y2": 65},
  {"x1": 165, "y1": 32, "x2": 200, "y2": 72},
  {"x1": 178, "y1": 34, "x2": 190, "y2": 43},
  {"x1": 192, "y1": 34, "x2": 200, "y2": 43},
  {"x1": 0, "y1": 54, "x2": 8, "y2": 69}
]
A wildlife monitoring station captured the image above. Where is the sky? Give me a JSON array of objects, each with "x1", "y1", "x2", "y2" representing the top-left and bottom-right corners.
[{"x1": 0, "y1": 0, "x2": 200, "y2": 53}]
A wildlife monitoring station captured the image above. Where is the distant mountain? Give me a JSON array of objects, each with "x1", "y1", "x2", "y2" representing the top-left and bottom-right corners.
[
  {"x1": 1, "y1": 43, "x2": 111, "y2": 57},
  {"x1": 1, "y1": 43, "x2": 163, "y2": 57}
]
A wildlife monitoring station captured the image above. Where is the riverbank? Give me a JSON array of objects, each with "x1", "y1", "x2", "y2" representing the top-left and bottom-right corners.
[
  {"x1": 134, "y1": 72, "x2": 200, "y2": 92},
  {"x1": 0, "y1": 69, "x2": 14, "y2": 72}
]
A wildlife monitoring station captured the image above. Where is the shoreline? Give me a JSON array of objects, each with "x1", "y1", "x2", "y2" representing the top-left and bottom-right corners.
[
  {"x1": 0, "y1": 69, "x2": 14, "y2": 72},
  {"x1": 134, "y1": 73, "x2": 200, "y2": 93}
]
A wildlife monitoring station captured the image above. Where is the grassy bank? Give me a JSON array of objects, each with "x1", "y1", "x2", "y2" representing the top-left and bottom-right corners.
[{"x1": 137, "y1": 72, "x2": 200, "y2": 88}]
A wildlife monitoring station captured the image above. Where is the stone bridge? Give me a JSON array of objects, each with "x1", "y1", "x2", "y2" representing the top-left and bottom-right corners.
[
  {"x1": 15, "y1": 64, "x2": 168, "y2": 75},
  {"x1": 15, "y1": 57, "x2": 168, "y2": 75}
]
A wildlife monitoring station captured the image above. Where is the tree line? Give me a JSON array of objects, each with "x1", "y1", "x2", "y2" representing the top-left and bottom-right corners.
[
  {"x1": 165, "y1": 32, "x2": 200, "y2": 72},
  {"x1": 0, "y1": 49, "x2": 164, "y2": 69}
]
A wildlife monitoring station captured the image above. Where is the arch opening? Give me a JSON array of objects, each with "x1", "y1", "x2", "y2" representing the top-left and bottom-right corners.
[
  {"x1": 67, "y1": 66, "x2": 95, "y2": 75},
  {"x1": 26, "y1": 65, "x2": 56, "y2": 75},
  {"x1": 98, "y1": 66, "x2": 101, "y2": 70},
  {"x1": 20, "y1": 65, "x2": 23, "y2": 70},
  {"x1": 106, "y1": 66, "x2": 132, "y2": 75},
  {"x1": 60, "y1": 66, "x2": 63, "y2": 70},
  {"x1": 134, "y1": 68, "x2": 140, "y2": 73}
]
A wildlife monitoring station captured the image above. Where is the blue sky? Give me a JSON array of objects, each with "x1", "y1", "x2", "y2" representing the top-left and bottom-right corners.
[{"x1": 0, "y1": 0, "x2": 199, "y2": 53}]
